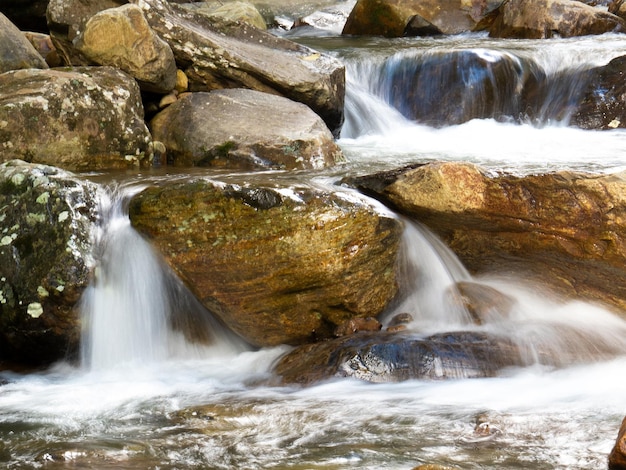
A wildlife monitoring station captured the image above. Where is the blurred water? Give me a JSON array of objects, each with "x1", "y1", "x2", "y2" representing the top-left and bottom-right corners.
[{"x1": 3, "y1": 14, "x2": 626, "y2": 470}]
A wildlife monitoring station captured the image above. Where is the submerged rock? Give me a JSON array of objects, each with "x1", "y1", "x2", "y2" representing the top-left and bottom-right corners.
[
  {"x1": 131, "y1": 0, "x2": 345, "y2": 135},
  {"x1": 73, "y1": 4, "x2": 177, "y2": 93},
  {"x1": 129, "y1": 180, "x2": 402, "y2": 347},
  {"x1": 0, "y1": 160, "x2": 100, "y2": 365},
  {"x1": 0, "y1": 13, "x2": 48, "y2": 73},
  {"x1": 377, "y1": 49, "x2": 535, "y2": 126},
  {"x1": 0, "y1": 67, "x2": 152, "y2": 170},
  {"x1": 347, "y1": 162, "x2": 626, "y2": 312},
  {"x1": 489, "y1": 0, "x2": 626, "y2": 38},
  {"x1": 150, "y1": 89, "x2": 344, "y2": 170},
  {"x1": 273, "y1": 331, "x2": 522, "y2": 384},
  {"x1": 571, "y1": 55, "x2": 626, "y2": 130}
]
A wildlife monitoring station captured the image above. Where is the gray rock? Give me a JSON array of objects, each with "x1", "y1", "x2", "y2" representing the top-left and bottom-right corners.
[
  {"x1": 131, "y1": 0, "x2": 345, "y2": 135},
  {"x1": 0, "y1": 13, "x2": 48, "y2": 73},
  {"x1": 0, "y1": 67, "x2": 153, "y2": 171},
  {"x1": 150, "y1": 89, "x2": 344, "y2": 170}
]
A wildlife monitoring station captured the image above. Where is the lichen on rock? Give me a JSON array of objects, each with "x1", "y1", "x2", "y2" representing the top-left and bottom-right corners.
[{"x1": 0, "y1": 160, "x2": 101, "y2": 365}]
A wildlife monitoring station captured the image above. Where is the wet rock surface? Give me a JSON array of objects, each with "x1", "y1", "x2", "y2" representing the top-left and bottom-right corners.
[
  {"x1": 610, "y1": 416, "x2": 626, "y2": 470},
  {"x1": 347, "y1": 162, "x2": 626, "y2": 312},
  {"x1": 150, "y1": 89, "x2": 344, "y2": 170},
  {"x1": 571, "y1": 55, "x2": 626, "y2": 130},
  {"x1": 0, "y1": 160, "x2": 100, "y2": 365},
  {"x1": 274, "y1": 331, "x2": 523, "y2": 384},
  {"x1": 129, "y1": 179, "x2": 402, "y2": 347}
]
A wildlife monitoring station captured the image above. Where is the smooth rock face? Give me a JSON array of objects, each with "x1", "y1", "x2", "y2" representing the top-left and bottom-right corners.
[
  {"x1": 129, "y1": 180, "x2": 402, "y2": 347},
  {"x1": 348, "y1": 162, "x2": 626, "y2": 312},
  {"x1": 0, "y1": 67, "x2": 152, "y2": 171},
  {"x1": 274, "y1": 331, "x2": 523, "y2": 384},
  {"x1": 150, "y1": 89, "x2": 344, "y2": 170},
  {"x1": 46, "y1": 0, "x2": 127, "y2": 65},
  {"x1": 132, "y1": 0, "x2": 345, "y2": 135},
  {"x1": 342, "y1": 0, "x2": 504, "y2": 37},
  {"x1": 0, "y1": 160, "x2": 100, "y2": 365},
  {"x1": 73, "y1": 4, "x2": 177, "y2": 93},
  {"x1": 489, "y1": 0, "x2": 626, "y2": 38},
  {"x1": 0, "y1": 13, "x2": 48, "y2": 73}
]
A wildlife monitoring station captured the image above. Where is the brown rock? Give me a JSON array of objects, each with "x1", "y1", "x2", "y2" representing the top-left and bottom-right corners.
[
  {"x1": 150, "y1": 89, "x2": 343, "y2": 170},
  {"x1": 73, "y1": 4, "x2": 177, "y2": 93},
  {"x1": 453, "y1": 281, "x2": 516, "y2": 324},
  {"x1": 342, "y1": 0, "x2": 504, "y2": 37},
  {"x1": 129, "y1": 179, "x2": 402, "y2": 347},
  {"x1": 349, "y1": 162, "x2": 626, "y2": 312},
  {"x1": 489, "y1": 0, "x2": 626, "y2": 38},
  {"x1": 47, "y1": 0, "x2": 127, "y2": 65},
  {"x1": 334, "y1": 317, "x2": 382, "y2": 336},
  {"x1": 609, "y1": 416, "x2": 626, "y2": 470}
]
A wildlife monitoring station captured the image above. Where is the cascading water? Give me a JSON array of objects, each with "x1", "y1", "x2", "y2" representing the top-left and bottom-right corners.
[
  {"x1": 4, "y1": 24, "x2": 626, "y2": 470},
  {"x1": 80, "y1": 184, "x2": 245, "y2": 371}
]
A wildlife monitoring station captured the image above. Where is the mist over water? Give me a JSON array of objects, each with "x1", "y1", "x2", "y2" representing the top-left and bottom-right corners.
[{"x1": 3, "y1": 28, "x2": 626, "y2": 470}]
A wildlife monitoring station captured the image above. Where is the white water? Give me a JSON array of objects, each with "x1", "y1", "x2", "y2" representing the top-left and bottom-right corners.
[{"x1": 3, "y1": 26, "x2": 626, "y2": 470}]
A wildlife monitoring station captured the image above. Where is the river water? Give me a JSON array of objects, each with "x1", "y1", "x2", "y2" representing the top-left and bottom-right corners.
[{"x1": 3, "y1": 10, "x2": 626, "y2": 470}]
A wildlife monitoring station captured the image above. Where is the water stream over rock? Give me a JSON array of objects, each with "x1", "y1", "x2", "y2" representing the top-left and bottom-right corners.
[{"x1": 3, "y1": 21, "x2": 626, "y2": 470}]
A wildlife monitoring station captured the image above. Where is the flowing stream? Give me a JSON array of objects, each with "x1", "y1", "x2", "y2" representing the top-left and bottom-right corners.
[{"x1": 3, "y1": 16, "x2": 626, "y2": 470}]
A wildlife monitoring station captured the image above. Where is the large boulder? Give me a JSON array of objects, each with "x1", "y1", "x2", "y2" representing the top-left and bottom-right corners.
[
  {"x1": 150, "y1": 89, "x2": 344, "y2": 169},
  {"x1": 131, "y1": 0, "x2": 345, "y2": 135},
  {"x1": 274, "y1": 331, "x2": 523, "y2": 384},
  {"x1": 489, "y1": 0, "x2": 626, "y2": 38},
  {"x1": 348, "y1": 162, "x2": 626, "y2": 312},
  {"x1": 128, "y1": 179, "x2": 402, "y2": 347},
  {"x1": 0, "y1": 67, "x2": 153, "y2": 170},
  {"x1": 342, "y1": 0, "x2": 504, "y2": 37},
  {"x1": 73, "y1": 4, "x2": 177, "y2": 93},
  {"x1": 0, "y1": 12, "x2": 48, "y2": 73},
  {"x1": 46, "y1": 0, "x2": 126, "y2": 65},
  {"x1": 570, "y1": 55, "x2": 626, "y2": 130},
  {"x1": 0, "y1": 160, "x2": 100, "y2": 365}
]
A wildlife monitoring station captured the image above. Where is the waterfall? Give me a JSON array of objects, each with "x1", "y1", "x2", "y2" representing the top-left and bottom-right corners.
[
  {"x1": 340, "y1": 37, "x2": 626, "y2": 136},
  {"x1": 391, "y1": 221, "x2": 626, "y2": 367},
  {"x1": 80, "y1": 184, "x2": 244, "y2": 371}
]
